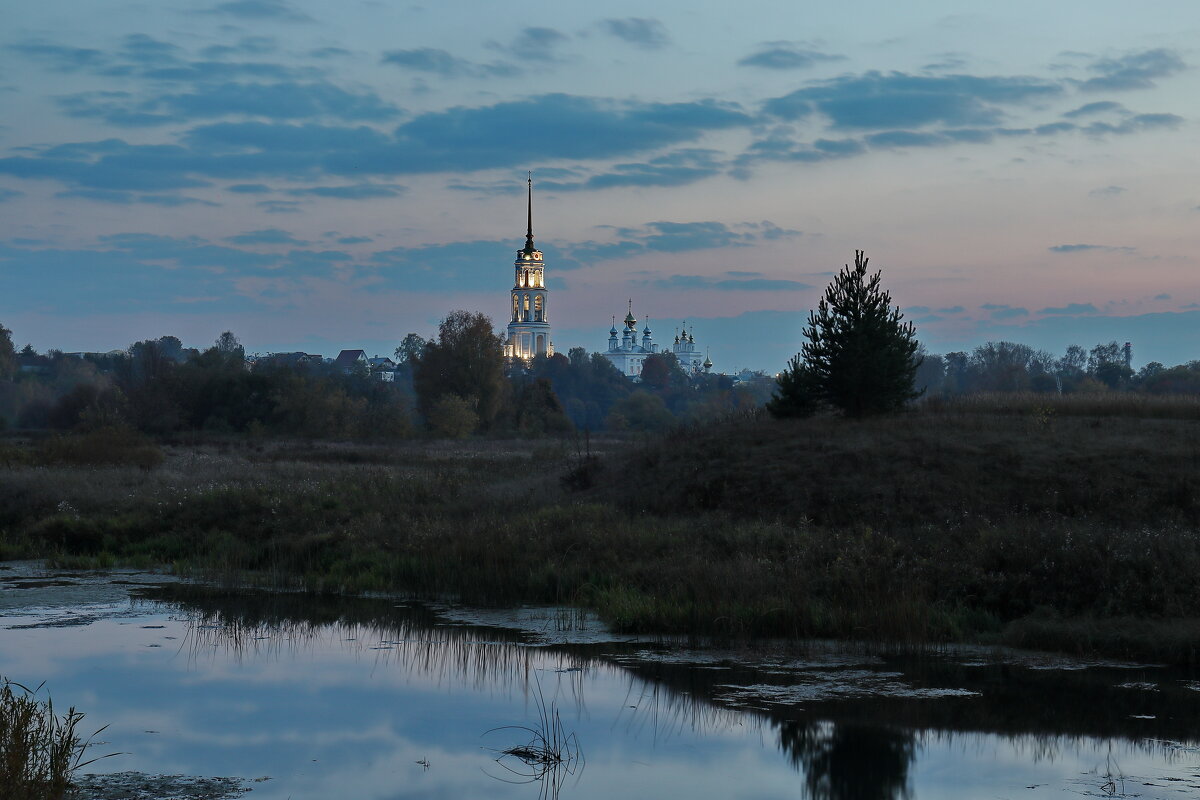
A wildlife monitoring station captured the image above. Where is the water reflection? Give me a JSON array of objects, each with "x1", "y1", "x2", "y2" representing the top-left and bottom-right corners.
[
  {"x1": 777, "y1": 721, "x2": 915, "y2": 800},
  {"x1": 4, "y1": 576, "x2": 1198, "y2": 799}
]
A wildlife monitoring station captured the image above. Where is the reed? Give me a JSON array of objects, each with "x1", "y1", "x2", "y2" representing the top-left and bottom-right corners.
[{"x1": 0, "y1": 679, "x2": 114, "y2": 800}]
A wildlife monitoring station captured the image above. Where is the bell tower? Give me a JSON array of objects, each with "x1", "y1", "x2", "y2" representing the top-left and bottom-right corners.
[{"x1": 505, "y1": 175, "x2": 552, "y2": 359}]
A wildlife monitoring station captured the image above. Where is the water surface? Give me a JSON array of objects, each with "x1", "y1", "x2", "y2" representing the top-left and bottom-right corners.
[{"x1": 2, "y1": 562, "x2": 1198, "y2": 799}]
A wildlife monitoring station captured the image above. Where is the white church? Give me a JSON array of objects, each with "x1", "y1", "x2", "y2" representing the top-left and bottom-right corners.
[{"x1": 601, "y1": 302, "x2": 711, "y2": 378}]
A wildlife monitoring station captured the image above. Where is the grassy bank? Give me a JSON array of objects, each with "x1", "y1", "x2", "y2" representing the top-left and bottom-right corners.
[{"x1": 2, "y1": 400, "x2": 1199, "y2": 663}]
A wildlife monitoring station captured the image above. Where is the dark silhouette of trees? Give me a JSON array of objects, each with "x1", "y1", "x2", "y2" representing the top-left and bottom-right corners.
[
  {"x1": 413, "y1": 310, "x2": 508, "y2": 430},
  {"x1": 771, "y1": 250, "x2": 921, "y2": 418},
  {"x1": 394, "y1": 333, "x2": 426, "y2": 366},
  {"x1": 0, "y1": 322, "x2": 15, "y2": 380}
]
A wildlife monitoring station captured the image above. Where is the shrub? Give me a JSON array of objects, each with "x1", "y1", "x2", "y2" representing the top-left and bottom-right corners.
[{"x1": 427, "y1": 394, "x2": 479, "y2": 438}]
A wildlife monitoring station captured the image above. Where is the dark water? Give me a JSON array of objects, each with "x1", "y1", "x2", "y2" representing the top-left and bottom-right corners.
[{"x1": 2, "y1": 563, "x2": 1199, "y2": 800}]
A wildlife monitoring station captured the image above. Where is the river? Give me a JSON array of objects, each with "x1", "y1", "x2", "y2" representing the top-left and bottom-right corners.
[{"x1": 2, "y1": 561, "x2": 1198, "y2": 800}]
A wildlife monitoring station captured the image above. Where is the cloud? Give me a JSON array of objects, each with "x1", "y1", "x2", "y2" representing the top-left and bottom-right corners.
[
  {"x1": 501, "y1": 27, "x2": 570, "y2": 62},
  {"x1": 1089, "y1": 185, "x2": 1124, "y2": 197},
  {"x1": 116, "y1": 33, "x2": 181, "y2": 66},
  {"x1": 199, "y1": 0, "x2": 313, "y2": 22},
  {"x1": 600, "y1": 18, "x2": 669, "y2": 49},
  {"x1": 285, "y1": 183, "x2": 404, "y2": 199},
  {"x1": 0, "y1": 95, "x2": 752, "y2": 193},
  {"x1": 185, "y1": 121, "x2": 391, "y2": 151},
  {"x1": 63, "y1": 82, "x2": 399, "y2": 126},
  {"x1": 1038, "y1": 303, "x2": 1098, "y2": 315},
  {"x1": 1082, "y1": 113, "x2": 1183, "y2": 136},
  {"x1": 568, "y1": 219, "x2": 794, "y2": 264},
  {"x1": 540, "y1": 149, "x2": 725, "y2": 191},
  {"x1": 225, "y1": 228, "x2": 305, "y2": 245},
  {"x1": 227, "y1": 183, "x2": 272, "y2": 193},
  {"x1": 201, "y1": 37, "x2": 277, "y2": 60},
  {"x1": 371, "y1": 239, "x2": 527, "y2": 291},
  {"x1": 0, "y1": 188, "x2": 23, "y2": 202},
  {"x1": 937, "y1": 306, "x2": 964, "y2": 314},
  {"x1": 309, "y1": 47, "x2": 351, "y2": 59},
  {"x1": 339, "y1": 94, "x2": 751, "y2": 174},
  {"x1": 54, "y1": 189, "x2": 218, "y2": 207},
  {"x1": 763, "y1": 71, "x2": 1062, "y2": 128},
  {"x1": 981, "y1": 304, "x2": 1029, "y2": 320},
  {"x1": 1048, "y1": 243, "x2": 1135, "y2": 253},
  {"x1": 6, "y1": 39, "x2": 106, "y2": 71},
  {"x1": 1063, "y1": 100, "x2": 1126, "y2": 118},
  {"x1": 1154, "y1": 293, "x2": 1171, "y2": 301},
  {"x1": 336, "y1": 236, "x2": 372, "y2": 245},
  {"x1": 650, "y1": 274, "x2": 812, "y2": 291},
  {"x1": 735, "y1": 133, "x2": 867, "y2": 168},
  {"x1": 257, "y1": 200, "x2": 301, "y2": 213},
  {"x1": 1081, "y1": 48, "x2": 1186, "y2": 91},
  {"x1": 738, "y1": 42, "x2": 844, "y2": 70},
  {"x1": 381, "y1": 48, "x2": 518, "y2": 78}
]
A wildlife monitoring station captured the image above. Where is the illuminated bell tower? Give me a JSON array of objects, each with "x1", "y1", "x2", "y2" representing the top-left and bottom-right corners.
[{"x1": 505, "y1": 176, "x2": 552, "y2": 360}]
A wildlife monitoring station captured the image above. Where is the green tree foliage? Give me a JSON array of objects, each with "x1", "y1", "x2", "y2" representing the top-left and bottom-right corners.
[
  {"x1": 414, "y1": 311, "x2": 507, "y2": 430},
  {"x1": 772, "y1": 250, "x2": 921, "y2": 418}
]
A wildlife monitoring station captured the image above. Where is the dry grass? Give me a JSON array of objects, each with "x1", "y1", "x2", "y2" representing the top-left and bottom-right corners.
[{"x1": 4, "y1": 414, "x2": 1200, "y2": 662}]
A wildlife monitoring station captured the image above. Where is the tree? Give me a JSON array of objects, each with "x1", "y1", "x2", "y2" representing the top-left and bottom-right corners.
[
  {"x1": 394, "y1": 333, "x2": 426, "y2": 366},
  {"x1": 771, "y1": 250, "x2": 921, "y2": 418},
  {"x1": 0, "y1": 322, "x2": 15, "y2": 379},
  {"x1": 413, "y1": 311, "x2": 507, "y2": 429}
]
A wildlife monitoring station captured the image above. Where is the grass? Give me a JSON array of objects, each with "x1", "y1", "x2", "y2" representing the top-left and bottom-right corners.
[
  {"x1": 0, "y1": 679, "x2": 113, "y2": 800},
  {"x1": 485, "y1": 679, "x2": 583, "y2": 795},
  {"x1": 3, "y1": 402, "x2": 1200, "y2": 662}
]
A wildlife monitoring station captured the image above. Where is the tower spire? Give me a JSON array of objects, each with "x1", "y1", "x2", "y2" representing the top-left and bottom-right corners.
[{"x1": 524, "y1": 171, "x2": 535, "y2": 252}]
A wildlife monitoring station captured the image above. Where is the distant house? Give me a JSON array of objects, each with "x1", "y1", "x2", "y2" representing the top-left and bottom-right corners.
[
  {"x1": 334, "y1": 349, "x2": 369, "y2": 374},
  {"x1": 367, "y1": 355, "x2": 397, "y2": 382}
]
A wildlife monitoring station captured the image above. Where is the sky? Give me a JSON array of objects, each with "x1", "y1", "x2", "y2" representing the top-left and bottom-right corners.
[{"x1": 1, "y1": 0, "x2": 1198, "y2": 372}]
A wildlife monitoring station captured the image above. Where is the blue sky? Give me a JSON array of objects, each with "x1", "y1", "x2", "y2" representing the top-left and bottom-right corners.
[{"x1": 2, "y1": 1, "x2": 1198, "y2": 370}]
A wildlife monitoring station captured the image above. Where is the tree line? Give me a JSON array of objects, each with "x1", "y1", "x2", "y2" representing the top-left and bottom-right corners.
[
  {"x1": 768, "y1": 250, "x2": 1200, "y2": 419},
  {"x1": 0, "y1": 315, "x2": 774, "y2": 439}
]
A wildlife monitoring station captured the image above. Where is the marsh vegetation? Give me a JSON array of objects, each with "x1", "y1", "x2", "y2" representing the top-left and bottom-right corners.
[{"x1": 2, "y1": 393, "x2": 1199, "y2": 663}]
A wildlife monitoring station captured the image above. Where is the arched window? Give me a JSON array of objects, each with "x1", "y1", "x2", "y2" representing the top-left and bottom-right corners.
[
  {"x1": 533, "y1": 294, "x2": 544, "y2": 322},
  {"x1": 512, "y1": 295, "x2": 519, "y2": 321},
  {"x1": 523, "y1": 293, "x2": 530, "y2": 321},
  {"x1": 536, "y1": 334, "x2": 545, "y2": 354}
]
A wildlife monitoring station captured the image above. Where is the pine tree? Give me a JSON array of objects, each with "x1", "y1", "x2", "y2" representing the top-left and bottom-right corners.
[{"x1": 770, "y1": 250, "x2": 921, "y2": 418}]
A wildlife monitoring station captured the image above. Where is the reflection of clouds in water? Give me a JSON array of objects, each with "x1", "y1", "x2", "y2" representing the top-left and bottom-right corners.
[{"x1": 3, "y1": 578, "x2": 1200, "y2": 800}]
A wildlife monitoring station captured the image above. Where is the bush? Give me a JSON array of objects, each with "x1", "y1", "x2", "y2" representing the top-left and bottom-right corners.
[{"x1": 427, "y1": 395, "x2": 479, "y2": 438}]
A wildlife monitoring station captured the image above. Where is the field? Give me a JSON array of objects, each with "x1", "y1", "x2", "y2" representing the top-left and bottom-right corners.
[{"x1": 2, "y1": 393, "x2": 1199, "y2": 663}]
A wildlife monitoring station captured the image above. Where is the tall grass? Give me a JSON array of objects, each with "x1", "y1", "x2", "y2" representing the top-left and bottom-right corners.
[
  {"x1": 0, "y1": 679, "x2": 112, "y2": 800},
  {"x1": 5, "y1": 418, "x2": 1200, "y2": 661}
]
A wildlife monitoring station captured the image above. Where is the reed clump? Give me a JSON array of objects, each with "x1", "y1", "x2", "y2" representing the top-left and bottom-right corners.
[{"x1": 0, "y1": 679, "x2": 110, "y2": 800}]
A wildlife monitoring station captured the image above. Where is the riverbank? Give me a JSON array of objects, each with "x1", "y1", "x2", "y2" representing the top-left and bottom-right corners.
[{"x1": 2, "y1": 400, "x2": 1198, "y2": 663}]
